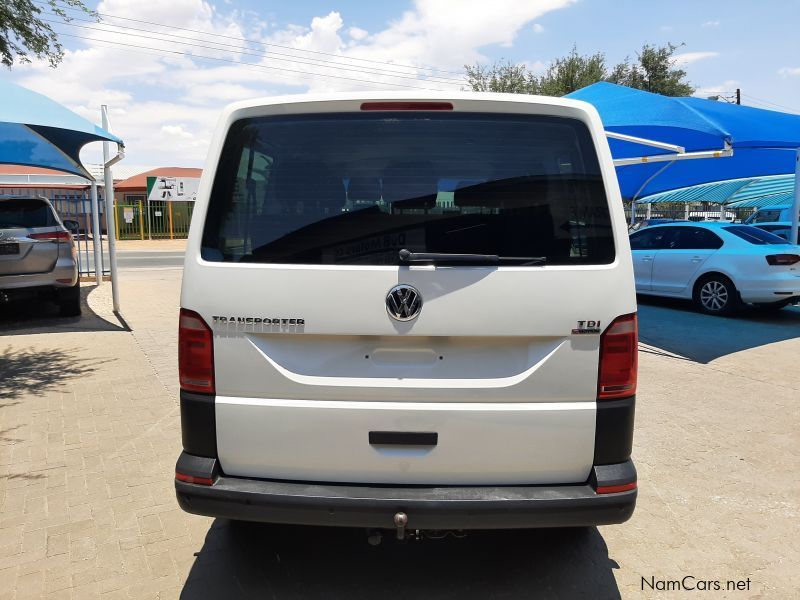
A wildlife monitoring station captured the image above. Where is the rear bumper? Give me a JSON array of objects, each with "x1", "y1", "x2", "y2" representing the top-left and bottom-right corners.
[
  {"x1": 738, "y1": 275, "x2": 800, "y2": 304},
  {"x1": 0, "y1": 259, "x2": 77, "y2": 291},
  {"x1": 739, "y1": 290, "x2": 800, "y2": 304},
  {"x1": 175, "y1": 452, "x2": 637, "y2": 529}
]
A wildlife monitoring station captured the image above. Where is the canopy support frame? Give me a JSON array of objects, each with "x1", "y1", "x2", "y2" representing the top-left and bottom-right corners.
[
  {"x1": 612, "y1": 140, "x2": 733, "y2": 167},
  {"x1": 102, "y1": 105, "x2": 124, "y2": 316}
]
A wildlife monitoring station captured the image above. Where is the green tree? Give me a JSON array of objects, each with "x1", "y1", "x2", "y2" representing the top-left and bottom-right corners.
[
  {"x1": 464, "y1": 43, "x2": 695, "y2": 97},
  {"x1": 0, "y1": 0, "x2": 95, "y2": 68},
  {"x1": 464, "y1": 60, "x2": 538, "y2": 94},
  {"x1": 537, "y1": 46, "x2": 607, "y2": 96},
  {"x1": 607, "y1": 43, "x2": 694, "y2": 96}
]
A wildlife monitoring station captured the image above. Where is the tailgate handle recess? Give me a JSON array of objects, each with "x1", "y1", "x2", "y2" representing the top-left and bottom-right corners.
[{"x1": 369, "y1": 431, "x2": 438, "y2": 446}]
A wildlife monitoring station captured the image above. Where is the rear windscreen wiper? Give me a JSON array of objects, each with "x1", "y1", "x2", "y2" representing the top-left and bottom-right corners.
[{"x1": 398, "y1": 249, "x2": 546, "y2": 266}]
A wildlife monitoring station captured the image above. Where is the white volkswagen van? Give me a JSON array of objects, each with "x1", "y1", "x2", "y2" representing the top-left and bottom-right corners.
[{"x1": 175, "y1": 92, "x2": 638, "y2": 536}]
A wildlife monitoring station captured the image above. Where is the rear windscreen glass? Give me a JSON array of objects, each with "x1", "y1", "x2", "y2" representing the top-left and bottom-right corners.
[
  {"x1": 723, "y1": 226, "x2": 787, "y2": 245},
  {"x1": 0, "y1": 199, "x2": 57, "y2": 229},
  {"x1": 202, "y1": 113, "x2": 615, "y2": 265}
]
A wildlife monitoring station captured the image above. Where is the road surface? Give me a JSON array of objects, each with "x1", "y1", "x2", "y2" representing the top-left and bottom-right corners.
[{"x1": 77, "y1": 249, "x2": 185, "y2": 271}]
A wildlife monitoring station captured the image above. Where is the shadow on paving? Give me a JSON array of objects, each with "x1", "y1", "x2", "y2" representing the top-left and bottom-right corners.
[
  {"x1": 0, "y1": 345, "x2": 113, "y2": 402},
  {"x1": 0, "y1": 284, "x2": 124, "y2": 335},
  {"x1": 638, "y1": 295, "x2": 800, "y2": 363},
  {"x1": 181, "y1": 521, "x2": 621, "y2": 600}
]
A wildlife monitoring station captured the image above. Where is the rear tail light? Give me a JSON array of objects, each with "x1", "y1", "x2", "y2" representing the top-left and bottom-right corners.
[
  {"x1": 597, "y1": 313, "x2": 638, "y2": 400},
  {"x1": 596, "y1": 481, "x2": 637, "y2": 494},
  {"x1": 175, "y1": 471, "x2": 214, "y2": 486},
  {"x1": 766, "y1": 254, "x2": 800, "y2": 266},
  {"x1": 360, "y1": 101, "x2": 453, "y2": 111},
  {"x1": 179, "y1": 308, "x2": 215, "y2": 393},
  {"x1": 29, "y1": 231, "x2": 72, "y2": 241}
]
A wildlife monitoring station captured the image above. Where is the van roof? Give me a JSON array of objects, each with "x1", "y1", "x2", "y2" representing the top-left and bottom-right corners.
[{"x1": 220, "y1": 91, "x2": 598, "y2": 118}]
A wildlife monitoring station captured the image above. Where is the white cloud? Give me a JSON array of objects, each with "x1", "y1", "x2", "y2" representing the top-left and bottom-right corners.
[
  {"x1": 161, "y1": 125, "x2": 194, "y2": 138},
  {"x1": 10, "y1": 0, "x2": 577, "y2": 166},
  {"x1": 532, "y1": 23, "x2": 544, "y2": 33},
  {"x1": 673, "y1": 51, "x2": 719, "y2": 66},
  {"x1": 348, "y1": 26, "x2": 369, "y2": 41},
  {"x1": 660, "y1": 25, "x2": 674, "y2": 32},
  {"x1": 779, "y1": 67, "x2": 800, "y2": 77},
  {"x1": 702, "y1": 20, "x2": 720, "y2": 27}
]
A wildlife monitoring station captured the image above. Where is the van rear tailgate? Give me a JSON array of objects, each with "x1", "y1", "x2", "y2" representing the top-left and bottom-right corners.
[{"x1": 216, "y1": 397, "x2": 595, "y2": 485}]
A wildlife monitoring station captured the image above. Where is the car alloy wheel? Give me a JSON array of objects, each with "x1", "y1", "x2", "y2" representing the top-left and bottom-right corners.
[{"x1": 699, "y1": 280, "x2": 729, "y2": 312}]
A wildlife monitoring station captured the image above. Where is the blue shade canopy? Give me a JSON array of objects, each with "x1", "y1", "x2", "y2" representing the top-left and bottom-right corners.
[
  {"x1": 0, "y1": 79, "x2": 123, "y2": 178},
  {"x1": 566, "y1": 82, "x2": 800, "y2": 198},
  {"x1": 638, "y1": 174, "x2": 795, "y2": 207}
]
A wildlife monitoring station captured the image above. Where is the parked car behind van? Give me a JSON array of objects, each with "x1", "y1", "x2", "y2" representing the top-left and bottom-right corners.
[
  {"x1": 175, "y1": 93, "x2": 639, "y2": 537},
  {"x1": 744, "y1": 205, "x2": 799, "y2": 225},
  {"x1": 0, "y1": 195, "x2": 80, "y2": 316},
  {"x1": 630, "y1": 221, "x2": 800, "y2": 314},
  {"x1": 754, "y1": 222, "x2": 799, "y2": 243}
]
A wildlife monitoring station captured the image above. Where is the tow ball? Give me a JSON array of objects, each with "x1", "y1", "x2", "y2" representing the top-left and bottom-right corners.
[
  {"x1": 366, "y1": 512, "x2": 469, "y2": 545},
  {"x1": 393, "y1": 512, "x2": 408, "y2": 540}
]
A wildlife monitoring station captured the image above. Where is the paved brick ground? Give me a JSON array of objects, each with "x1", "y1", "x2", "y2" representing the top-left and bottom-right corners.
[
  {"x1": 0, "y1": 269, "x2": 798, "y2": 599},
  {"x1": 0, "y1": 270, "x2": 193, "y2": 599}
]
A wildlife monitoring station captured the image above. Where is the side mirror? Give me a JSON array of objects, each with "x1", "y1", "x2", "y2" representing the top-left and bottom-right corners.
[{"x1": 63, "y1": 219, "x2": 80, "y2": 233}]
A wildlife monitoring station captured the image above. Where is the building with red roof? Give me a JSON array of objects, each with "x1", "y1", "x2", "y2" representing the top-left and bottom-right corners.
[{"x1": 0, "y1": 165, "x2": 202, "y2": 238}]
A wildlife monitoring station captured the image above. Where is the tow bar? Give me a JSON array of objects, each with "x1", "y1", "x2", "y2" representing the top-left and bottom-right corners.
[{"x1": 366, "y1": 512, "x2": 468, "y2": 545}]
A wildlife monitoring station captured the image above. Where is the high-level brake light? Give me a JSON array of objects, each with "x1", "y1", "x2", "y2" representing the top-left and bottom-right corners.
[{"x1": 360, "y1": 102, "x2": 454, "y2": 111}]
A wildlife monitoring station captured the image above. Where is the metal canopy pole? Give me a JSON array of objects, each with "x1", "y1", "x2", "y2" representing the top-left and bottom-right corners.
[
  {"x1": 606, "y1": 131, "x2": 685, "y2": 154},
  {"x1": 89, "y1": 179, "x2": 102, "y2": 285},
  {"x1": 102, "y1": 105, "x2": 123, "y2": 314},
  {"x1": 613, "y1": 145, "x2": 733, "y2": 167},
  {"x1": 791, "y1": 149, "x2": 800, "y2": 245}
]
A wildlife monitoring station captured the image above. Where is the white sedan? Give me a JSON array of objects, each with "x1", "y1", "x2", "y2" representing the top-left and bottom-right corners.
[{"x1": 629, "y1": 222, "x2": 800, "y2": 315}]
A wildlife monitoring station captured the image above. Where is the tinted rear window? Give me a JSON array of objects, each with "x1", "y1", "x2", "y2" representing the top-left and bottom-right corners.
[
  {"x1": 747, "y1": 210, "x2": 782, "y2": 224},
  {"x1": 723, "y1": 225, "x2": 787, "y2": 245},
  {"x1": 0, "y1": 199, "x2": 57, "y2": 228},
  {"x1": 202, "y1": 113, "x2": 614, "y2": 266}
]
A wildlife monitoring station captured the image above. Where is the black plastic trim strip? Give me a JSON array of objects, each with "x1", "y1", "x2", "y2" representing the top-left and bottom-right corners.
[
  {"x1": 176, "y1": 452, "x2": 219, "y2": 481},
  {"x1": 590, "y1": 460, "x2": 637, "y2": 489},
  {"x1": 180, "y1": 390, "x2": 217, "y2": 458},
  {"x1": 594, "y1": 395, "x2": 635, "y2": 465}
]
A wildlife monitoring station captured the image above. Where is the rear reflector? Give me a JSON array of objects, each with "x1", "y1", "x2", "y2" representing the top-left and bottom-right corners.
[
  {"x1": 766, "y1": 254, "x2": 800, "y2": 266},
  {"x1": 360, "y1": 101, "x2": 453, "y2": 111},
  {"x1": 29, "y1": 231, "x2": 71, "y2": 241},
  {"x1": 597, "y1": 313, "x2": 638, "y2": 400},
  {"x1": 179, "y1": 308, "x2": 215, "y2": 394},
  {"x1": 175, "y1": 471, "x2": 214, "y2": 486},
  {"x1": 596, "y1": 481, "x2": 637, "y2": 494}
]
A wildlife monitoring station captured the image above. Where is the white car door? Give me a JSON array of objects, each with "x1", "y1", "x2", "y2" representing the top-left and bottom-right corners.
[
  {"x1": 651, "y1": 227, "x2": 723, "y2": 294},
  {"x1": 629, "y1": 227, "x2": 670, "y2": 292}
]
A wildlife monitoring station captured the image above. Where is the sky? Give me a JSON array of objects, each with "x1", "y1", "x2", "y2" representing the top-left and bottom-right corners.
[{"x1": 1, "y1": 0, "x2": 799, "y2": 170}]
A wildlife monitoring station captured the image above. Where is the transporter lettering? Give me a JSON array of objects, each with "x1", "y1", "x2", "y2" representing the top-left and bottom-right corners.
[{"x1": 212, "y1": 316, "x2": 305, "y2": 325}]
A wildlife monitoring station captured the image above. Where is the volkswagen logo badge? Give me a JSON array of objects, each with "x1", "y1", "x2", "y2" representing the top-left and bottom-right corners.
[{"x1": 386, "y1": 284, "x2": 422, "y2": 322}]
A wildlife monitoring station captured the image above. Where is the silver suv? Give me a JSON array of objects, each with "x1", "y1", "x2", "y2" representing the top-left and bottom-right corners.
[{"x1": 0, "y1": 196, "x2": 81, "y2": 317}]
